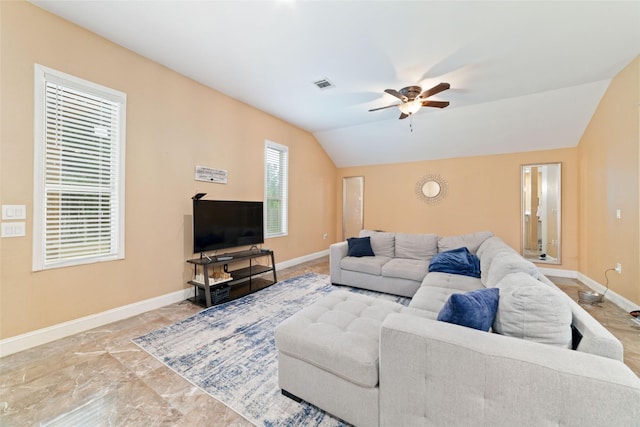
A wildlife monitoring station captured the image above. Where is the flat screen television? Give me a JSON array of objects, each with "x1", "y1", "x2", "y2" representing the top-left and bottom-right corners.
[{"x1": 193, "y1": 200, "x2": 264, "y2": 254}]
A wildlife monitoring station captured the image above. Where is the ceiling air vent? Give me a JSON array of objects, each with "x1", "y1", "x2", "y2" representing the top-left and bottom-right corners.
[{"x1": 313, "y1": 78, "x2": 335, "y2": 90}]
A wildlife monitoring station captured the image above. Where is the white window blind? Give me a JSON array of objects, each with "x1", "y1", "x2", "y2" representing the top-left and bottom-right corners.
[
  {"x1": 33, "y1": 65, "x2": 126, "y2": 270},
  {"x1": 264, "y1": 140, "x2": 288, "y2": 238}
]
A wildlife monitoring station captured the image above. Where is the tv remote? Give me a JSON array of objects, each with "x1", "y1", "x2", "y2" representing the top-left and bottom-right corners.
[{"x1": 217, "y1": 256, "x2": 233, "y2": 261}]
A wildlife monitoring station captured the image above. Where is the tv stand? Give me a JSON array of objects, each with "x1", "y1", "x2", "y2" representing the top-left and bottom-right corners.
[{"x1": 186, "y1": 249, "x2": 277, "y2": 307}]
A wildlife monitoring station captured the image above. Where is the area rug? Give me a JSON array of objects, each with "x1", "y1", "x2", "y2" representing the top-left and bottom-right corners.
[{"x1": 133, "y1": 273, "x2": 409, "y2": 426}]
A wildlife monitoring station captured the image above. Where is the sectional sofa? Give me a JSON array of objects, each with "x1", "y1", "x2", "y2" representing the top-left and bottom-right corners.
[{"x1": 275, "y1": 230, "x2": 640, "y2": 426}]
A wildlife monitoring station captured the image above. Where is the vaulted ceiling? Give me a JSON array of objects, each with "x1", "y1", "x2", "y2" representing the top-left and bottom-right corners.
[{"x1": 30, "y1": 1, "x2": 640, "y2": 167}]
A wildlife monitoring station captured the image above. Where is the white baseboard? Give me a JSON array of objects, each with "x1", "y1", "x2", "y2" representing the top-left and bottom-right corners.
[
  {"x1": 0, "y1": 249, "x2": 329, "y2": 358},
  {"x1": 275, "y1": 249, "x2": 329, "y2": 271},
  {"x1": 0, "y1": 287, "x2": 193, "y2": 358},
  {"x1": 577, "y1": 272, "x2": 640, "y2": 313}
]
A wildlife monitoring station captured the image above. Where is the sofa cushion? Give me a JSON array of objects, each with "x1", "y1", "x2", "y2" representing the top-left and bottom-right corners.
[
  {"x1": 429, "y1": 247, "x2": 480, "y2": 278},
  {"x1": 341, "y1": 256, "x2": 390, "y2": 275},
  {"x1": 486, "y1": 253, "x2": 539, "y2": 288},
  {"x1": 381, "y1": 258, "x2": 429, "y2": 282},
  {"x1": 359, "y1": 230, "x2": 395, "y2": 258},
  {"x1": 477, "y1": 238, "x2": 519, "y2": 286},
  {"x1": 408, "y1": 285, "x2": 461, "y2": 316},
  {"x1": 420, "y1": 272, "x2": 484, "y2": 292},
  {"x1": 395, "y1": 233, "x2": 438, "y2": 261},
  {"x1": 347, "y1": 236, "x2": 375, "y2": 257},
  {"x1": 438, "y1": 231, "x2": 493, "y2": 254},
  {"x1": 493, "y1": 272, "x2": 572, "y2": 348},
  {"x1": 437, "y1": 288, "x2": 500, "y2": 331}
]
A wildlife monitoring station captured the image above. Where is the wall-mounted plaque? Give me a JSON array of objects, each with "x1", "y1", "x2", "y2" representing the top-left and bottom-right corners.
[{"x1": 195, "y1": 166, "x2": 228, "y2": 184}]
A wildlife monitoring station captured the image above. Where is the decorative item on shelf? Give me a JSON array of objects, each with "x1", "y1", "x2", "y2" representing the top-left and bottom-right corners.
[
  {"x1": 212, "y1": 269, "x2": 232, "y2": 283},
  {"x1": 415, "y1": 174, "x2": 447, "y2": 205}
]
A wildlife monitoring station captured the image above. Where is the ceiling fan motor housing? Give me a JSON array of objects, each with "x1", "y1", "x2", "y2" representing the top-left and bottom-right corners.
[{"x1": 400, "y1": 86, "x2": 423, "y2": 100}]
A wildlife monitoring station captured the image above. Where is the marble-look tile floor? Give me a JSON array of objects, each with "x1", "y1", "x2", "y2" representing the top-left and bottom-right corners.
[{"x1": 1, "y1": 257, "x2": 638, "y2": 426}]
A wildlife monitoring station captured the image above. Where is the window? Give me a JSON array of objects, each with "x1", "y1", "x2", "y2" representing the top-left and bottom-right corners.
[
  {"x1": 264, "y1": 140, "x2": 288, "y2": 238},
  {"x1": 33, "y1": 65, "x2": 126, "y2": 270}
]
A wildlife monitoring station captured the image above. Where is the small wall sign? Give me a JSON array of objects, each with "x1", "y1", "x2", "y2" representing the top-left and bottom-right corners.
[{"x1": 195, "y1": 166, "x2": 228, "y2": 184}]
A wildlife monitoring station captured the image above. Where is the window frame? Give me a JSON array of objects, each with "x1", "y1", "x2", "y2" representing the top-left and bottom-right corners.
[
  {"x1": 264, "y1": 140, "x2": 288, "y2": 239},
  {"x1": 33, "y1": 64, "x2": 126, "y2": 271}
]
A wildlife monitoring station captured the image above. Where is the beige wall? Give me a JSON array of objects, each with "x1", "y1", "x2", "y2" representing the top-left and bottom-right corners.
[
  {"x1": 0, "y1": 1, "x2": 337, "y2": 339},
  {"x1": 337, "y1": 148, "x2": 579, "y2": 271},
  {"x1": 578, "y1": 57, "x2": 640, "y2": 305}
]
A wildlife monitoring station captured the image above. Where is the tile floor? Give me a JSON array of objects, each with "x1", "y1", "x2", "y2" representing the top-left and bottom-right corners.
[{"x1": 1, "y1": 257, "x2": 638, "y2": 426}]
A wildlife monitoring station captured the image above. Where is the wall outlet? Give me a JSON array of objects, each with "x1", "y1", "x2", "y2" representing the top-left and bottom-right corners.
[
  {"x1": 615, "y1": 263, "x2": 622, "y2": 274},
  {"x1": 323, "y1": 233, "x2": 328, "y2": 240}
]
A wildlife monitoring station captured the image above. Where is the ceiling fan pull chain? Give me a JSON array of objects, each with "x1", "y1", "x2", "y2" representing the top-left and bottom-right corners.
[{"x1": 410, "y1": 114, "x2": 413, "y2": 133}]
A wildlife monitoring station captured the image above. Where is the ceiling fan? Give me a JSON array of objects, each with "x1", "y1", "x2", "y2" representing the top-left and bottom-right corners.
[{"x1": 369, "y1": 82, "x2": 450, "y2": 119}]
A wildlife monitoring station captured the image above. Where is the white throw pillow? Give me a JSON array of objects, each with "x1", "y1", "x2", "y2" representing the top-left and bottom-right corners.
[{"x1": 493, "y1": 272, "x2": 572, "y2": 348}]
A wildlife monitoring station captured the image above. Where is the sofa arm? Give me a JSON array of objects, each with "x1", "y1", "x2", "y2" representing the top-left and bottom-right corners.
[
  {"x1": 329, "y1": 241, "x2": 348, "y2": 284},
  {"x1": 380, "y1": 313, "x2": 640, "y2": 427}
]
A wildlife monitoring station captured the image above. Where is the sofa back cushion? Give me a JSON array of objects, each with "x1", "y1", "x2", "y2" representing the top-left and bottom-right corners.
[
  {"x1": 477, "y1": 237, "x2": 519, "y2": 286},
  {"x1": 486, "y1": 253, "x2": 539, "y2": 288},
  {"x1": 359, "y1": 230, "x2": 395, "y2": 258},
  {"x1": 438, "y1": 231, "x2": 494, "y2": 254},
  {"x1": 493, "y1": 272, "x2": 572, "y2": 348},
  {"x1": 395, "y1": 233, "x2": 438, "y2": 261}
]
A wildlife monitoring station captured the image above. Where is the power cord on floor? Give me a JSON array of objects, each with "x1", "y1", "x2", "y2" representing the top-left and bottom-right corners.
[{"x1": 602, "y1": 267, "x2": 615, "y2": 299}]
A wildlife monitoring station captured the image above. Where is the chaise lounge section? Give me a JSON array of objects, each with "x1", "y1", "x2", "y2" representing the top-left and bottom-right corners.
[{"x1": 276, "y1": 231, "x2": 640, "y2": 426}]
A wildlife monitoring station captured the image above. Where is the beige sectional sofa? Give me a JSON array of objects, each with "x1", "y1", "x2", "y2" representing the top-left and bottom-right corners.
[{"x1": 276, "y1": 230, "x2": 640, "y2": 426}]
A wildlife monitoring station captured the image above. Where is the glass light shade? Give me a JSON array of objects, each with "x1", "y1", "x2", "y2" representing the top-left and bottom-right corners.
[{"x1": 398, "y1": 99, "x2": 422, "y2": 115}]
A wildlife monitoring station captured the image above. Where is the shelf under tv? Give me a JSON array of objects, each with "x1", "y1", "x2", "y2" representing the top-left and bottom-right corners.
[{"x1": 186, "y1": 249, "x2": 277, "y2": 308}]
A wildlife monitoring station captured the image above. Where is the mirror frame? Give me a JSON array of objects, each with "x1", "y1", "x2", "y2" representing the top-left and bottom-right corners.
[
  {"x1": 415, "y1": 174, "x2": 447, "y2": 205},
  {"x1": 521, "y1": 162, "x2": 561, "y2": 264}
]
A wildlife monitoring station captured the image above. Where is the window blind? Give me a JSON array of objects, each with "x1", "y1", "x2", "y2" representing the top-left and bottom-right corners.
[
  {"x1": 265, "y1": 141, "x2": 288, "y2": 237},
  {"x1": 34, "y1": 66, "x2": 126, "y2": 270}
]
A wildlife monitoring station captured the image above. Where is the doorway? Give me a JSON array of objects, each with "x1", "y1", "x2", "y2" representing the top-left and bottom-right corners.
[{"x1": 342, "y1": 176, "x2": 364, "y2": 240}]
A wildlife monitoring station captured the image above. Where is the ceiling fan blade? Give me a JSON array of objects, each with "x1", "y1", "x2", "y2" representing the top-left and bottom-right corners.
[
  {"x1": 384, "y1": 89, "x2": 407, "y2": 101},
  {"x1": 399, "y1": 112, "x2": 409, "y2": 120},
  {"x1": 420, "y1": 82, "x2": 450, "y2": 99},
  {"x1": 421, "y1": 100, "x2": 450, "y2": 109},
  {"x1": 369, "y1": 104, "x2": 400, "y2": 112}
]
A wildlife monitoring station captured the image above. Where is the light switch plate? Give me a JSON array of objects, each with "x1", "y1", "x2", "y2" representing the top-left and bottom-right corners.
[
  {"x1": 2, "y1": 205, "x2": 26, "y2": 220},
  {"x1": 1, "y1": 222, "x2": 26, "y2": 237}
]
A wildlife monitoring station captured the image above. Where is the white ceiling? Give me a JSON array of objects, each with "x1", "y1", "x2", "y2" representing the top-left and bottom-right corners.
[{"x1": 30, "y1": 1, "x2": 640, "y2": 167}]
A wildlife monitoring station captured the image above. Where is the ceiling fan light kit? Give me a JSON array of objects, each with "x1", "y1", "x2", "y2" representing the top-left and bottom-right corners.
[{"x1": 369, "y1": 82, "x2": 451, "y2": 121}]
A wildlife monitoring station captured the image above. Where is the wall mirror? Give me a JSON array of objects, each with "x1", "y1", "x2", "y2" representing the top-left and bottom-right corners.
[
  {"x1": 416, "y1": 174, "x2": 447, "y2": 204},
  {"x1": 521, "y1": 163, "x2": 561, "y2": 264}
]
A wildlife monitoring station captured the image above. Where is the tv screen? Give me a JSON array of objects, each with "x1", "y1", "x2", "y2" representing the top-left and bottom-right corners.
[{"x1": 193, "y1": 200, "x2": 264, "y2": 253}]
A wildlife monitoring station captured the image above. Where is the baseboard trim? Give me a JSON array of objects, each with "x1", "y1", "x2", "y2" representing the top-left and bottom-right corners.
[
  {"x1": 0, "y1": 249, "x2": 330, "y2": 358},
  {"x1": 275, "y1": 249, "x2": 329, "y2": 271},
  {"x1": 576, "y1": 272, "x2": 640, "y2": 313},
  {"x1": 0, "y1": 288, "x2": 193, "y2": 358}
]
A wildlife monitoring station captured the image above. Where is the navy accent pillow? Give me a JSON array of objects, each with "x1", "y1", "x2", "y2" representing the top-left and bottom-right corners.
[
  {"x1": 437, "y1": 288, "x2": 500, "y2": 331},
  {"x1": 347, "y1": 236, "x2": 375, "y2": 257},
  {"x1": 429, "y1": 247, "x2": 481, "y2": 278}
]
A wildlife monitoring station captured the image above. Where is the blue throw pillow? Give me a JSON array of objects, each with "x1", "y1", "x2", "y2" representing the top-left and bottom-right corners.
[
  {"x1": 347, "y1": 236, "x2": 375, "y2": 257},
  {"x1": 437, "y1": 288, "x2": 500, "y2": 331}
]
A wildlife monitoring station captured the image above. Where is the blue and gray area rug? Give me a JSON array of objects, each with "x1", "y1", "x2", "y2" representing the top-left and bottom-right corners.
[{"x1": 133, "y1": 273, "x2": 408, "y2": 426}]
